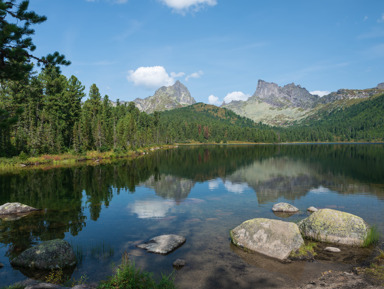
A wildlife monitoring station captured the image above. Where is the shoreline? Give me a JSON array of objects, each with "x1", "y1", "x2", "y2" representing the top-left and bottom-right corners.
[{"x1": 1, "y1": 141, "x2": 384, "y2": 174}]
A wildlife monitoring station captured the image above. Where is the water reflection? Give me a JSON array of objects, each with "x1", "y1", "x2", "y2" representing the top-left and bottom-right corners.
[{"x1": 0, "y1": 144, "x2": 384, "y2": 285}]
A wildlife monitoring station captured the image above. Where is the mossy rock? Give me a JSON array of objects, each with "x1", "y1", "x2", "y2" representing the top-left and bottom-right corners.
[
  {"x1": 298, "y1": 209, "x2": 369, "y2": 246},
  {"x1": 230, "y1": 218, "x2": 304, "y2": 261},
  {"x1": 11, "y1": 239, "x2": 76, "y2": 270}
]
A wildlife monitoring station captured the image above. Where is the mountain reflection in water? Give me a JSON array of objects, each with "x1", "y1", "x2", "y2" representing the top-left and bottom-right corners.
[{"x1": 0, "y1": 144, "x2": 384, "y2": 287}]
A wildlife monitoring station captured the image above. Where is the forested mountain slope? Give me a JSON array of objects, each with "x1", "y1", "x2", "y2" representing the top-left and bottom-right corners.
[
  {"x1": 158, "y1": 103, "x2": 278, "y2": 143},
  {"x1": 281, "y1": 93, "x2": 384, "y2": 142}
]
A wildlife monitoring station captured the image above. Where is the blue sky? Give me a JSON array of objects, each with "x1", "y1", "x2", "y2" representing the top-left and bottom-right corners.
[{"x1": 29, "y1": 0, "x2": 384, "y2": 104}]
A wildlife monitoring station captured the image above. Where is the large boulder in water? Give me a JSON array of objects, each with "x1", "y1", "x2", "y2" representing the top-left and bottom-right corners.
[
  {"x1": 10, "y1": 239, "x2": 76, "y2": 270},
  {"x1": 298, "y1": 209, "x2": 369, "y2": 246},
  {"x1": 230, "y1": 218, "x2": 304, "y2": 261},
  {"x1": 0, "y1": 202, "x2": 39, "y2": 215}
]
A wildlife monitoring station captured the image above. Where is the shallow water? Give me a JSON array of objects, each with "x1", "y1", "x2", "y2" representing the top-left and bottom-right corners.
[{"x1": 0, "y1": 144, "x2": 384, "y2": 288}]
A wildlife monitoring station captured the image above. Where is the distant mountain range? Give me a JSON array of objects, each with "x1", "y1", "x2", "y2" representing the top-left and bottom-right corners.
[
  {"x1": 121, "y1": 79, "x2": 383, "y2": 128},
  {"x1": 223, "y1": 80, "x2": 384, "y2": 126}
]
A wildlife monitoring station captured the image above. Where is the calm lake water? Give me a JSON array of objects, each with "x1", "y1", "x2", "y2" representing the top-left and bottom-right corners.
[{"x1": 1, "y1": 144, "x2": 384, "y2": 288}]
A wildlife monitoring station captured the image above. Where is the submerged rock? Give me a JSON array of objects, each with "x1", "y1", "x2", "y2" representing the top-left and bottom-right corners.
[
  {"x1": 230, "y1": 218, "x2": 304, "y2": 261},
  {"x1": 11, "y1": 239, "x2": 76, "y2": 270},
  {"x1": 298, "y1": 209, "x2": 369, "y2": 246},
  {"x1": 173, "y1": 259, "x2": 186, "y2": 269},
  {"x1": 137, "y1": 234, "x2": 186, "y2": 255},
  {"x1": 307, "y1": 206, "x2": 318, "y2": 213},
  {"x1": 272, "y1": 202, "x2": 299, "y2": 213},
  {"x1": 0, "y1": 202, "x2": 39, "y2": 215},
  {"x1": 0, "y1": 262, "x2": 4, "y2": 268}
]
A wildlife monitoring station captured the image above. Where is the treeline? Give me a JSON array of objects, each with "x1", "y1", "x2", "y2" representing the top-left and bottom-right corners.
[
  {"x1": 0, "y1": 67, "x2": 161, "y2": 157},
  {"x1": 1, "y1": 67, "x2": 384, "y2": 158},
  {"x1": 279, "y1": 93, "x2": 384, "y2": 143},
  {"x1": 158, "y1": 103, "x2": 279, "y2": 143}
]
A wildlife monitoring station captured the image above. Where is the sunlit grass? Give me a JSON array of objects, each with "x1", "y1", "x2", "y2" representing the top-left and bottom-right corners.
[{"x1": 98, "y1": 252, "x2": 175, "y2": 289}]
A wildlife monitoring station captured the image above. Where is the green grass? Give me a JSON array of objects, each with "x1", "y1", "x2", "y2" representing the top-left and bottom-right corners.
[
  {"x1": 290, "y1": 241, "x2": 317, "y2": 260},
  {"x1": 363, "y1": 249, "x2": 384, "y2": 285},
  {"x1": 98, "y1": 252, "x2": 176, "y2": 289},
  {"x1": 363, "y1": 225, "x2": 380, "y2": 247}
]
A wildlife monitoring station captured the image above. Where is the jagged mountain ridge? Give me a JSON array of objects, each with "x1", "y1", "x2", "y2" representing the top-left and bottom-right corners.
[
  {"x1": 133, "y1": 80, "x2": 196, "y2": 114},
  {"x1": 250, "y1": 79, "x2": 319, "y2": 109},
  {"x1": 223, "y1": 80, "x2": 384, "y2": 126}
]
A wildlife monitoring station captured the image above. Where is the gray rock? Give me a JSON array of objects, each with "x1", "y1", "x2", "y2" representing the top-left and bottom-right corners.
[
  {"x1": 307, "y1": 206, "x2": 318, "y2": 212},
  {"x1": 137, "y1": 234, "x2": 186, "y2": 255},
  {"x1": 0, "y1": 202, "x2": 39, "y2": 215},
  {"x1": 299, "y1": 209, "x2": 369, "y2": 246},
  {"x1": 325, "y1": 247, "x2": 341, "y2": 253},
  {"x1": 251, "y1": 80, "x2": 319, "y2": 109},
  {"x1": 272, "y1": 202, "x2": 299, "y2": 213},
  {"x1": 377, "y1": 82, "x2": 384, "y2": 89},
  {"x1": 230, "y1": 218, "x2": 304, "y2": 261},
  {"x1": 133, "y1": 81, "x2": 196, "y2": 114},
  {"x1": 173, "y1": 259, "x2": 186, "y2": 269},
  {"x1": 11, "y1": 239, "x2": 76, "y2": 270}
]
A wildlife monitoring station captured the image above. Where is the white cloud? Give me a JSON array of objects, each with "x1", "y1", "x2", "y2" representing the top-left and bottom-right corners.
[
  {"x1": 185, "y1": 70, "x2": 204, "y2": 81},
  {"x1": 208, "y1": 94, "x2": 222, "y2": 106},
  {"x1": 127, "y1": 66, "x2": 175, "y2": 89},
  {"x1": 224, "y1": 181, "x2": 249, "y2": 194},
  {"x1": 171, "y1": 71, "x2": 185, "y2": 78},
  {"x1": 128, "y1": 199, "x2": 174, "y2": 219},
  {"x1": 310, "y1": 90, "x2": 330, "y2": 97},
  {"x1": 208, "y1": 180, "x2": 219, "y2": 190},
  {"x1": 223, "y1": 91, "x2": 250, "y2": 103},
  {"x1": 160, "y1": 0, "x2": 217, "y2": 13},
  {"x1": 309, "y1": 186, "x2": 332, "y2": 194}
]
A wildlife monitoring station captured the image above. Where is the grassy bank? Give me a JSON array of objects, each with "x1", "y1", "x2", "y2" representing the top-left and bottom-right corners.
[{"x1": 0, "y1": 145, "x2": 176, "y2": 173}]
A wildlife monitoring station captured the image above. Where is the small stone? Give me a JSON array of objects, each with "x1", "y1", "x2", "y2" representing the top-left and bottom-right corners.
[
  {"x1": 0, "y1": 262, "x2": 4, "y2": 268},
  {"x1": 307, "y1": 206, "x2": 318, "y2": 212},
  {"x1": 325, "y1": 247, "x2": 341, "y2": 253},
  {"x1": 173, "y1": 259, "x2": 186, "y2": 269},
  {"x1": 137, "y1": 234, "x2": 186, "y2": 255},
  {"x1": 272, "y1": 202, "x2": 299, "y2": 213}
]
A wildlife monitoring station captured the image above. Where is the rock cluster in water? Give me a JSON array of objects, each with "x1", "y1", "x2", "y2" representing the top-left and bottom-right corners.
[{"x1": 230, "y1": 204, "x2": 370, "y2": 261}]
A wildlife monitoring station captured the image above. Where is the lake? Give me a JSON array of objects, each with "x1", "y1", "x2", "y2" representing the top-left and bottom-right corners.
[{"x1": 1, "y1": 144, "x2": 384, "y2": 288}]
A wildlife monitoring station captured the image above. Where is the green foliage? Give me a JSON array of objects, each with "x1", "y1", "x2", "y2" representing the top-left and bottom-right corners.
[
  {"x1": 282, "y1": 93, "x2": 384, "y2": 143},
  {"x1": 45, "y1": 268, "x2": 64, "y2": 285},
  {"x1": 362, "y1": 250, "x2": 384, "y2": 286},
  {"x1": 159, "y1": 103, "x2": 278, "y2": 144},
  {"x1": 0, "y1": 0, "x2": 70, "y2": 81},
  {"x1": 363, "y1": 225, "x2": 380, "y2": 247},
  {"x1": 98, "y1": 252, "x2": 175, "y2": 289},
  {"x1": 289, "y1": 241, "x2": 317, "y2": 260}
]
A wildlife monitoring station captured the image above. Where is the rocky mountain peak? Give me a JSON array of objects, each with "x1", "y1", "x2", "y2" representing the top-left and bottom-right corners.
[
  {"x1": 251, "y1": 79, "x2": 318, "y2": 109},
  {"x1": 377, "y1": 82, "x2": 384, "y2": 89},
  {"x1": 134, "y1": 81, "x2": 196, "y2": 114}
]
